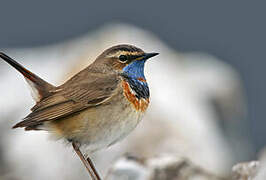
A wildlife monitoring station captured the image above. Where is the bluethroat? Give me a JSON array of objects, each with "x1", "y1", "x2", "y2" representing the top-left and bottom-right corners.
[{"x1": 0, "y1": 44, "x2": 158, "y2": 180}]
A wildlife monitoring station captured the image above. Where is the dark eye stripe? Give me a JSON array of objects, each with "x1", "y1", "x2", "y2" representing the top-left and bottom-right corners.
[
  {"x1": 119, "y1": 54, "x2": 144, "y2": 62},
  {"x1": 128, "y1": 55, "x2": 143, "y2": 60}
]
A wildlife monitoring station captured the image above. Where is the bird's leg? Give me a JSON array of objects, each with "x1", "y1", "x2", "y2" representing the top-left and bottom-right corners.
[
  {"x1": 86, "y1": 156, "x2": 101, "y2": 180},
  {"x1": 72, "y1": 142, "x2": 101, "y2": 180}
]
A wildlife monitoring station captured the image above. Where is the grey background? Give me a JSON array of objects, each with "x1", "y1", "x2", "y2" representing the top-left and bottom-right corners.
[{"x1": 0, "y1": 1, "x2": 265, "y2": 152}]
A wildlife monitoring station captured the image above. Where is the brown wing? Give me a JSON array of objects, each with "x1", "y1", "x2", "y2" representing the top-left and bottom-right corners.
[{"x1": 13, "y1": 72, "x2": 120, "y2": 130}]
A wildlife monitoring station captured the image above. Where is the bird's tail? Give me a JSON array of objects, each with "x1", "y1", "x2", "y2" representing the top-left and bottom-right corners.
[{"x1": 0, "y1": 52, "x2": 55, "y2": 102}]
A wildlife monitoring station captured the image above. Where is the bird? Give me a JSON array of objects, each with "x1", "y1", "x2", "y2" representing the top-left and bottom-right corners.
[{"x1": 0, "y1": 44, "x2": 158, "y2": 180}]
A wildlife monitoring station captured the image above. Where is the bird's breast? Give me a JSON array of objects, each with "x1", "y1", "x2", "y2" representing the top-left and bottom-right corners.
[{"x1": 121, "y1": 79, "x2": 149, "y2": 112}]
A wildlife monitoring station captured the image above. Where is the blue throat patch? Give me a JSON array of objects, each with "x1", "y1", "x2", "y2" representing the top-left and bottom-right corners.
[
  {"x1": 122, "y1": 60, "x2": 146, "y2": 79},
  {"x1": 122, "y1": 60, "x2": 150, "y2": 99}
]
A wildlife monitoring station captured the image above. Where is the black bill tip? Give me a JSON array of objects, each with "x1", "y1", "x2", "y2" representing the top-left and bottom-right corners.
[{"x1": 144, "y1": 52, "x2": 159, "y2": 59}]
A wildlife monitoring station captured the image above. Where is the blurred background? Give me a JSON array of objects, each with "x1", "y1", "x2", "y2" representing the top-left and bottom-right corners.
[{"x1": 0, "y1": 0, "x2": 265, "y2": 179}]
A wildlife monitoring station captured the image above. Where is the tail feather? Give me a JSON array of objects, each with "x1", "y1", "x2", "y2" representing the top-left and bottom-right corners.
[{"x1": 0, "y1": 52, "x2": 55, "y2": 102}]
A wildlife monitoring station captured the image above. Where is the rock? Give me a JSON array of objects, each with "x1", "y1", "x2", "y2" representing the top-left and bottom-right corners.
[
  {"x1": 232, "y1": 161, "x2": 259, "y2": 180},
  {"x1": 107, "y1": 154, "x2": 226, "y2": 180}
]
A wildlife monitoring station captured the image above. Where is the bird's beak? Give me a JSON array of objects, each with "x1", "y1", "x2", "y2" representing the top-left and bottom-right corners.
[{"x1": 144, "y1": 52, "x2": 159, "y2": 60}]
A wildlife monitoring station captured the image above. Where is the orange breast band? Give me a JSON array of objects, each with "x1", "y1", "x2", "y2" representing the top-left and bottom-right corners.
[{"x1": 122, "y1": 80, "x2": 149, "y2": 112}]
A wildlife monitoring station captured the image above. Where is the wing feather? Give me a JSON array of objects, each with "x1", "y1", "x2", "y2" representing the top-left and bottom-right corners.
[{"x1": 13, "y1": 72, "x2": 120, "y2": 129}]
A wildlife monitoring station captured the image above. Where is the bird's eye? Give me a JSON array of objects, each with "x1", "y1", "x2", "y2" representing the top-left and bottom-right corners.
[{"x1": 119, "y1": 55, "x2": 127, "y2": 62}]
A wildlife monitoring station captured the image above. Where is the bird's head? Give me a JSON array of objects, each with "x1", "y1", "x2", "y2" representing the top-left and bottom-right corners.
[{"x1": 94, "y1": 44, "x2": 159, "y2": 79}]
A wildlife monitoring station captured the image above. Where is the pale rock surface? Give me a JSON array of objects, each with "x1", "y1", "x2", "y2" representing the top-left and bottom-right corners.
[
  {"x1": 106, "y1": 154, "x2": 226, "y2": 180},
  {"x1": 232, "y1": 161, "x2": 259, "y2": 180}
]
